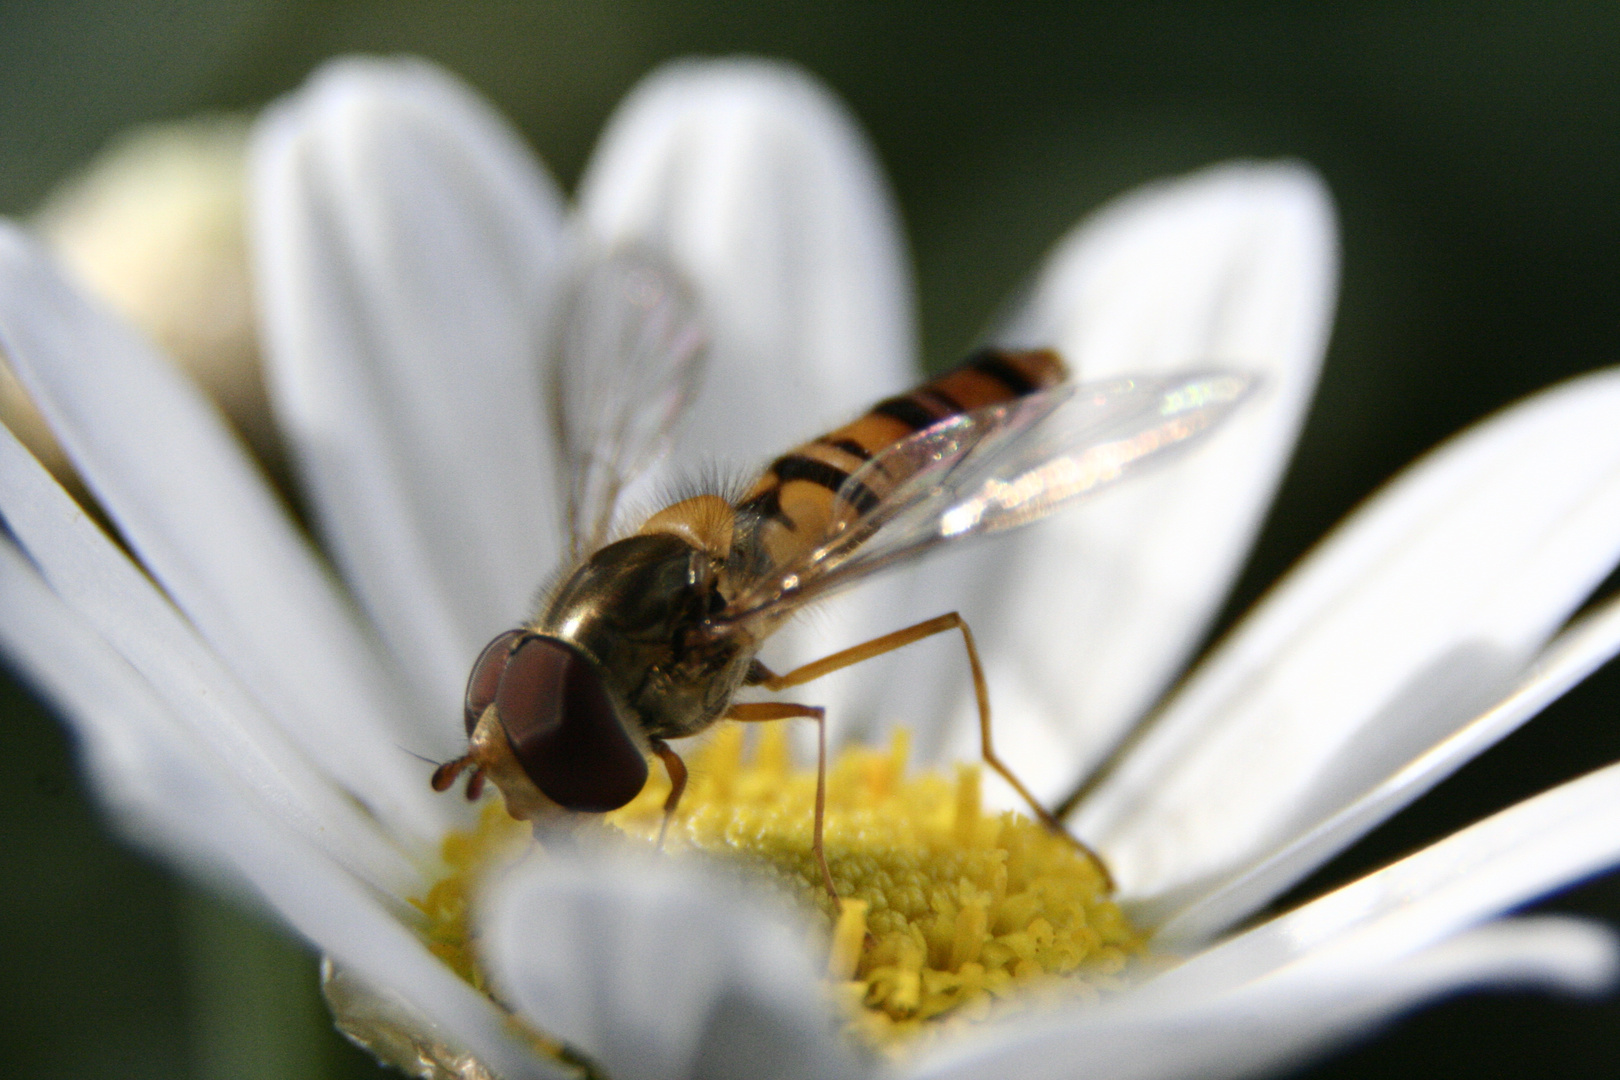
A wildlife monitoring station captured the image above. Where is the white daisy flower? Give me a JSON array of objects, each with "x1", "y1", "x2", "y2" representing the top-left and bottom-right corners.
[{"x1": 3, "y1": 54, "x2": 1620, "y2": 1080}]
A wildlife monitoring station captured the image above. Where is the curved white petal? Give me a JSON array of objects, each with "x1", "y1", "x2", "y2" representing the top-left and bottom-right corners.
[
  {"x1": 1158, "y1": 590, "x2": 1620, "y2": 945},
  {"x1": 0, "y1": 549, "x2": 560, "y2": 1079},
  {"x1": 251, "y1": 56, "x2": 566, "y2": 723},
  {"x1": 0, "y1": 222, "x2": 449, "y2": 836},
  {"x1": 880, "y1": 162, "x2": 1336, "y2": 787},
  {"x1": 579, "y1": 57, "x2": 915, "y2": 461},
  {"x1": 483, "y1": 853, "x2": 857, "y2": 1080},
  {"x1": 909, "y1": 917, "x2": 1616, "y2": 1080},
  {"x1": 0, "y1": 536, "x2": 228, "y2": 862},
  {"x1": 1148, "y1": 758, "x2": 1620, "y2": 997},
  {"x1": 577, "y1": 56, "x2": 918, "y2": 739},
  {"x1": 0, "y1": 419, "x2": 428, "y2": 891},
  {"x1": 1079, "y1": 367, "x2": 1620, "y2": 915}
]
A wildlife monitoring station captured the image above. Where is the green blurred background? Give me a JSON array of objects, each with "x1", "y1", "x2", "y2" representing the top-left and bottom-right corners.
[{"x1": 3, "y1": 2, "x2": 1619, "y2": 1077}]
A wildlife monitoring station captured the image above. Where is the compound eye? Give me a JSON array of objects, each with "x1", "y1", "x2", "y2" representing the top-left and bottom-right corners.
[
  {"x1": 464, "y1": 629, "x2": 523, "y2": 735},
  {"x1": 494, "y1": 636, "x2": 648, "y2": 813}
]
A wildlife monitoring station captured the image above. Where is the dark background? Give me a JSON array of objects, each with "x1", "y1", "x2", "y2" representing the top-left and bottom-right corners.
[{"x1": 3, "y1": 2, "x2": 1619, "y2": 1077}]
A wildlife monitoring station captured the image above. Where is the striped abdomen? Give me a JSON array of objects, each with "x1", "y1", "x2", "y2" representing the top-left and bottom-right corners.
[{"x1": 736, "y1": 347, "x2": 1067, "y2": 568}]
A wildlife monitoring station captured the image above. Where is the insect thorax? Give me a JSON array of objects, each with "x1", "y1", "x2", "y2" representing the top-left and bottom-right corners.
[{"x1": 534, "y1": 532, "x2": 756, "y2": 741}]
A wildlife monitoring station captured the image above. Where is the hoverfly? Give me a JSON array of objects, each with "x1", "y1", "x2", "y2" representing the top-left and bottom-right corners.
[{"x1": 432, "y1": 248, "x2": 1252, "y2": 900}]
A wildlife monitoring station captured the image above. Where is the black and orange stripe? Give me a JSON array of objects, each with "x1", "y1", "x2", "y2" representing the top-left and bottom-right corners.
[{"x1": 736, "y1": 347, "x2": 1066, "y2": 566}]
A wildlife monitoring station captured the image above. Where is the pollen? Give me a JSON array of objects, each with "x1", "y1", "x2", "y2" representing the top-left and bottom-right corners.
[
  {"x1": 411, "y1": 798, "x2": 532, "y2": 992},
  {"x1": 414, "y1": 725, "x2": 1145, "y2": 1056},
  {"x1": 607, "y1": 725, "x2": 1145, "y2": 1050}
]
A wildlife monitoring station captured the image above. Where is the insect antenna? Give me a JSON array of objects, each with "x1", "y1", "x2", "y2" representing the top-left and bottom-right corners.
[{"x1": 396, "y1": 745, "x2": 446, "y2": 768}]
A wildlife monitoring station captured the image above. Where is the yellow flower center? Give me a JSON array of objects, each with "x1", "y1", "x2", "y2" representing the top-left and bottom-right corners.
[{"x1": 413, "y1": 724, "x2": 1145, "y2": 1055}]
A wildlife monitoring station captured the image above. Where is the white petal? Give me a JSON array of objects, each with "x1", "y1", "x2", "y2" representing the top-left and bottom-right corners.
[
  {"x1": 483, "y1": 852, "x2": 857, "y2": 1080},
  {"x1": 580, "y1": 57, "x2": 914, "y2": 461},
  {"x1": 251, "y1": 56, "x2": 566, "y2": 721},
  {"x1": 578, "y1": 57, "x2": 918, "y2": 739},
  {"x1": 878, "y1": 163, "x2": 1336, "y2": 788},
  {"x1": 0, "y1": 418, "x2": 426, "y2": 894},
  {"x1": 1156, "y1": 590, "x2": 1620, "y2": 945},
  {"x1": 0, "y1": 536, "x2": 220, "y2": 857},
  {"x1": 0, "y1": 222, "x2": 450, "y2": 841},
  {"x1": 1079, "y1": 367, "x2": 1620, "y2": 915},
  {"x1": 1147, "y1": 757, "x2": 1620, "y2": 996},
  {"x1": 0, "y1": 546, "x2": 560, "y2": 1079},
  {"x1": 908, "y1": 917, "x2": 1616, "y2": 1080}
]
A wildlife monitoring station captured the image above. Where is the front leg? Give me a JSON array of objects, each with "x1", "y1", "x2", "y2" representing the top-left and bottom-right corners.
[{"x1": 649, "y1": 738, "x2": 687, "y2": 850}]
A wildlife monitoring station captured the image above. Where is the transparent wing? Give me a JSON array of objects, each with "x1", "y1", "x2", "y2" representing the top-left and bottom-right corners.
[
  {"x1": 719, "y1": 371, "x2": 1255, "y2": 626},
  {"x1": 549, "y1": 245, "x2": 708, "y2": 558}
]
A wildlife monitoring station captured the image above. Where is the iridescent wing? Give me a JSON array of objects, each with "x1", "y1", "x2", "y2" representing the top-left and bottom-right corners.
[
  {"x1": 549, "y1": 246, "x2": 708, "y2": 559},
  {"x1": 717, "y1": 371, "x2": 1255, "y2": 627}
]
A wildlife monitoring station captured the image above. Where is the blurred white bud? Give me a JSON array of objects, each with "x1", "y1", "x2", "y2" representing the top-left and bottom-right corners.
[{"x1": 4, "y1": 116, "x2": 282, "y2": 489}]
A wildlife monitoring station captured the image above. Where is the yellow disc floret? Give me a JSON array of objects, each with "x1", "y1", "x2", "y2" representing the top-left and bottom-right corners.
[
  {"x1": 608, "y1": 724, "x2": 1143, "y2": 1048},
  {"x1": 415, "y1": 724, "x2": 1145, "y2": 1055},
  {"x1": 411, "y1": 798, "x2": 531, "y2": 992}
]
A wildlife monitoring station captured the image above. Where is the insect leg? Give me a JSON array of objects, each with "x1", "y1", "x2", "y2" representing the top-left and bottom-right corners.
[
  {"x1": 725, "y1": 702, "x2": 838, "y2": 908},
  {"x1": 648, "y1": 739, "x2": 688, "y2": 850},
  {"x1": 755, "y1": 613, "x2": 1114, "y2": 890}
]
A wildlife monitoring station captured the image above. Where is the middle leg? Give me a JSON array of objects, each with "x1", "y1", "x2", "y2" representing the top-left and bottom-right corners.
[
  {"x1": 750, "y1": 612, "x2": 1113, "y2": 890},
  {"x1": 725, "y1": 701, "x2": 838, "y2": 908}
]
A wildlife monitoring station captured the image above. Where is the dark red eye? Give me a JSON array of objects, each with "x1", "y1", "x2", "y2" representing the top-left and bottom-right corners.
[
  {"x1": 465, "y1": 629, "x2": 523, "y2": 735},
  {"x1": 494, "y1": 635, "x2": 648, "y2": 813}
]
